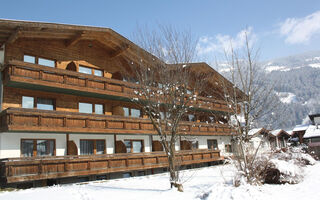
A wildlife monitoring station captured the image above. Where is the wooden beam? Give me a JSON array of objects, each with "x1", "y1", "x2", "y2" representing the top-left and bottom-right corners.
[
  {"x1": 65, "y1": 31, "x2": 85, "y2": 47},
  {"x1": 6, "y1": 27, "x2": 22, "y2": 45},
  {"x1": 110, "y1": 43, "x2": 129, "y2": 58}
]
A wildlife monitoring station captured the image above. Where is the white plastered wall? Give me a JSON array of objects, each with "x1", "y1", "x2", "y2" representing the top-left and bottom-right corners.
[
  {"x1": 251, "y1": 135, "x2": 271, "y2": 153},
  {"x1": 197, "y1": 135, "x2": 232, "y2": 156},
  {"x1": 116, "y1": 134, "x2": 151, "y2": 152},
  {"x1": 0, "y1": 132, "x2": 66, "y2": 158},
  {"x1": 69, "y1": 134, "x2": 114, "y2": 154},
  {"x1": 0, "y1": 44, "x2": 4, "y2": 65}
]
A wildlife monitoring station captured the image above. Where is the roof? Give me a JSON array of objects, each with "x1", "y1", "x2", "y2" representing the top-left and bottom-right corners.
[
  {"x1": 270, "y1": 129, "x2": 290, "y2": 137},
  {"x1": 171, "y1": 63, "x2": 246, "y2": 99},
  {"x1": 303, "y1": 125, "x2": 320, "y2": 139},
  {"x1": 0, "y1": 19, "x2": 158, "y2": 67},
  {"x1": 286, "y1": 130, "x2": 293, "y2": 136},
  {"x1": 248, "y1": 128, "x2": 263, "y2": 136},
  {"x1": 293, "y1": 124, "x2": 309, "y2": 132}
]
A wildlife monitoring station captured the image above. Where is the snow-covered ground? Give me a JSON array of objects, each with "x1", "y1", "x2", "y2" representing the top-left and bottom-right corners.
[{"x1": 1, "y1": 162, "x2": 319, "y2": 200}]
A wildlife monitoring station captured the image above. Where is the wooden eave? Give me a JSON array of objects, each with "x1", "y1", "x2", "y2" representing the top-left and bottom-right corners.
[
  {"x1": 0, "y1": 19, "x2": 159, "y2": 67},
  {"x1": 168, "y1": 62, "x2": 246, "y2": 99}
]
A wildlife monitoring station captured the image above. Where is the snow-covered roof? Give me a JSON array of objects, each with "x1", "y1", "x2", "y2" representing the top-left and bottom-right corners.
[
  {"x1": 286, "y1": 130, "x2": 293, "y2": 136},
  {"x1": 293, "y1": 124, "x2": 309, "y2": 132},
  {"x1": 303, "y1": 125, "x2": 320, "y2": 138},
  {"x1": 248, "y1": 128, "x2": 263, "y2": 136},
  {"x1": 270, "y1": 129, "x2": 282, "y2": 136}
]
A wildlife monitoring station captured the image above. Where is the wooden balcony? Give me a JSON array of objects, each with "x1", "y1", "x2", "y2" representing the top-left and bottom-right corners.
[
  {"x1": 3, "y1": 60, "x2": 230, "y2": 112},
  {"x1": 0, "y1": 149, "x2": 222, "y2": 184},
  {"x1": 0, "y1": 108, "x2": 234, "y2": 136}
]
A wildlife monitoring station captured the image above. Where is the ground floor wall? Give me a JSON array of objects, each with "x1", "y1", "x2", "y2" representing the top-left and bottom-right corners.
[{"x1": 0, "y1": 132, "x2": 233, "y2": 159}]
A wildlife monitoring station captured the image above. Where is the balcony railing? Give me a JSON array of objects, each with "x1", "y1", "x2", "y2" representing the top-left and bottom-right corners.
[
  {"x1": 0, "y1": 108, "x2": 234, "y2": 136},
  {"x1": 3, "y1": 60, "x2": 231, "y2": 112},
  {"x1": 0, "y1": 149, "x2": 221, "y2": 184}
]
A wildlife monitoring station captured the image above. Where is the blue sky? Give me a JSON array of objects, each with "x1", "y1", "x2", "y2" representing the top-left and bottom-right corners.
[{"x1": 1, "y1": 0, "x2": 320, "y2": 61}]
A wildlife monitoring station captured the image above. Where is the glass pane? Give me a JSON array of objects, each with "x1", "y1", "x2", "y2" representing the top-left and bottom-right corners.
[
  {"x1": 188, "y1": 114, "x2": 195, "y2": 122},
  {"x1": 79, "y1": 65, "x2": 92, "y2": 75},
  {"x1": 96, "y1": 140, "x2": 105, "y2": 154},
  {"x1": 37, "y1": 98, "x2": 54, "y2": 110},
  {"x1": 132, "y1": 141, "x2": 142, "y2": 153},
  {"x1": 37, "y1": 140, "x2": 54, "y2": 156},
  {"x1": 80, "y1": 140, "x2": 94, "y2": 155},
  {"x1": 38, "y1": 58, "x2": 55, "y2": 67},
  {"x1": 123, "y1": 107, "x2": 129, "y2": 117},
  {"x1": 23, "y1": 55, "x2": 35, "y2": 64},
  {"x1": 79, "y1": 102, "x2": 93, "y2": 114},
  {"x1": 124, "y1": 140, "x2": 131, "y2": 153},
  {"x1": 95, "y1": 104, "x2": 103, "y2": 114},
  {"x1": 21, "y1": 140, "x2": 34, "y2": 157},
  {"x1": 94, "y1": 69, "x2": 103, "y2": 77},
  {"x1": 22, "y1": 96, "x2": 34, "y2": 108},
  {"x1": 207, "y1": 140, "x2": 218, "y2": 150},
  {"x1": 131, "y1": 108, "x2": 141, "y2": 118}
]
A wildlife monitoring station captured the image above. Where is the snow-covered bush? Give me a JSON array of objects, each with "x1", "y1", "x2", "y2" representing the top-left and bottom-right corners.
[
  {"x1": 264, "y1": 147, "x2": 315, "y2": 184},
  {"x1": 231, "y1": 146, "x2": 316, "y2": 186}
]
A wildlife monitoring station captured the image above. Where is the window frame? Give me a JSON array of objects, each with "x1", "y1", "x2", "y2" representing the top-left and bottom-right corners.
[
  {"x1": 123, "y1": 139, "x2": 144, "y2": 153},
  {"x1": 225, "y1": 144, "x2": 232, "y2": 153},
  {"x1": 123, "y1": 107, "x2": 141, "y2": 118},
  {"x1": 22, "y1": 96, "x2": 56, "y2": 111},
  {"x1": 78, "y1": 64, "x2": 104, "y2": 77},
  {"x1": 20, "y1": 138, "x2": 56, "y2": 157},
  {"x1": 207, "y1": 139, "x2": 218, "y2": 150},
  {"x1": 78, "y1": 102, "x2": 104, "y2": 114},
  {"x1": 23, "y1": 54, "x2": 56, "y2": 68},
  {"x1": 79, "y1": 139, "x2": 106, "y2": 155}
]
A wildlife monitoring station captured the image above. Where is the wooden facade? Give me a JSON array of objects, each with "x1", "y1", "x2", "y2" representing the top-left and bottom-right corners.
[{"x1": 0, "y1": 19, "x2": 236, "y2": 187}]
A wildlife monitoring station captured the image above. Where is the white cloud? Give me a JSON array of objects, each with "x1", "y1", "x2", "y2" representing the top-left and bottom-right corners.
[
  {"x1": 279, "y1": 10, "x2": 320, "y2": 44},
  {"x1": 196, "y1": 27, "x2": 257, "y2": 56}
]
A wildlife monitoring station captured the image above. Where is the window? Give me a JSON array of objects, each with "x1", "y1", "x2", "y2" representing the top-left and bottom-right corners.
[
  {"x1": 207, "y1": 139, "x2": 218, "y2": 150},
  {"x1": 192, "y1": 141, "x2": 199, "y2": 149},
  {"x1": 21, "y1": 139, "x2": 55, "y2": 157},
  {"x1": 188, "y1": 114, "x2": 195, "y2": 122},
  {"x1": 38, "y1": 58, "x2": 55, "y2": 68},
  {"x1": 22, "y1": 96, "x2": 34, "y2": 108},
  {"x1": 123, "y1": 107, "x2": 141, "y2": 118},
  {"x1": 37, "y1": 98, "x2": 54, "y2": 110},
  {"x1": 131, "y1": 108, "x2": 141, "y2": 118},
  {"x1": 79, "y1": 65, "x2": 103, "y2": 77},
  {"x1": 80, "y1": 139, "x2": 106, "y2": 155},
  {"x1": 124, "y1": 140, "x2": 143, "y2": 153},
  {"x1": 79, "y1": 65, "x2": 92, "y2": 75},
  {"x1": 95, "y1": 104, "x2": 104, "y2": 114},
  {"x1": 22, "y1": 96, "x2": 55, "y2": 110},
  {"x1": 225, "y1": 144, "x2": 232, "y2": 153},
  {"x1": 79, "y1": 102, "x2": 104, "y2": 114},
  {"x1": 23, "y1": 55, "x2": 55, "y2": 68},
  {"x1": 94, "y1": 69, "x2": 103, "y2": 77},
  {"x1": 23, "y1": 55, "x2": 35, "y2": 64},
  {"x1": 79, "y1": 102, "x2": 93, "y2": 114}
]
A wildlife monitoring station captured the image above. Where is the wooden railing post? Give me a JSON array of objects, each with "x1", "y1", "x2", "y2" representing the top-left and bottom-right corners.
[{"x1": 39, "y1": 70, "x2": 43, "y2": 80}]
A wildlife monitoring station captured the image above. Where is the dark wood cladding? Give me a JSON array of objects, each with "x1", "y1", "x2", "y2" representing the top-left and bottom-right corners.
[
  {"x1": 3, "y1": 60, "x2": 231, "y2": 113},
  {"x1": 0, "y1": 149, "x2": 221, "y2": 183},
  {"x1": 0, "y1": 108, "x2": 234, "y2": 136}
]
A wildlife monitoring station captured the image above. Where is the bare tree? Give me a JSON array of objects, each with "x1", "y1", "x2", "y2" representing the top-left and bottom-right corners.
[
  {"x1": 126, "y1": 25, "x2": 207, "y2": 191},
  {"x1": 218, "y1": 33, "x2": 279, "y2": 185}
]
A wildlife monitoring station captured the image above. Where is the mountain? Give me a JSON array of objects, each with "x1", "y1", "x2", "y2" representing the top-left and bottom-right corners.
[
  {"x1": 216, "y1": 50, "x2": 320, "y2": 130},
  {"x1": 263, "y1": 51, "x2": 320, "y2": 129}
]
